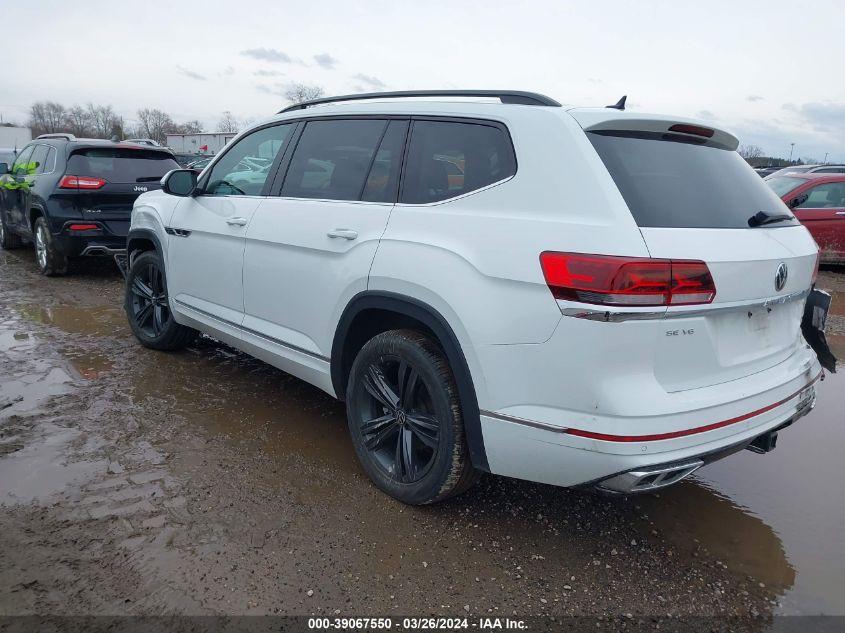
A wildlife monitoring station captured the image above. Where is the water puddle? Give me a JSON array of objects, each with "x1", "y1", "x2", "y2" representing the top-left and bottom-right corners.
[{"x1": 0, "y1": 423, "x2": 107, "y2": 506}]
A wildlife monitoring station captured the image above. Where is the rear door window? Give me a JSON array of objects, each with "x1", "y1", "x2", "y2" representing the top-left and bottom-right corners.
[
  {"x1": 401, "y1": 120, "x2": 516, "y2": 204},
  {"x1": 67, "y1": 148, "x2": 180, "y2": 184},
  {"x1": 30, "y1": 145, "x2": 50, "y2": 174},
  {"x1": 795, "y1": 182, "x2": 845, "y2": 208},
  {"x1": 589, "y1": 131, "x2": 797, "y2": 228},
  {"x1": 281, "y1": 119, "x2": 387, "y2": 201}
]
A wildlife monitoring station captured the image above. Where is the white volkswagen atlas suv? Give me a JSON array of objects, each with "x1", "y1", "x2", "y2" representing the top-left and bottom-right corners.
[{"x1": 123, "y1": 90, "x2": 832, "y2": 504}]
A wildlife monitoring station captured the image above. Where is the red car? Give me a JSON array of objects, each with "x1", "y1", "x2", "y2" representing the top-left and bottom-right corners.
[{"x1": 766, "y1": 172, "x2": 845, "y2": 263}]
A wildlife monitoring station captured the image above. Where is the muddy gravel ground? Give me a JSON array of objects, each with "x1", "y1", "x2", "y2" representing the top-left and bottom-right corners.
[{"x1": 1, "y1": 247, "x2": 844, "y2": 629}]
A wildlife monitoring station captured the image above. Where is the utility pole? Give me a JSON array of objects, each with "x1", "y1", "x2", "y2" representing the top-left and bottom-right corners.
[{"x1": 789, "y1": 143, "x2": 795, "y2": 163}]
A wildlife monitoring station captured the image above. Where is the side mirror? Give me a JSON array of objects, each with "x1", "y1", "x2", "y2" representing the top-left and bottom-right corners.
[
  {"x1": 0, "y1": 163, "x2": 8, "y2": 176},
  {"x1": 789, "y1": 194, "x2": 808, "y2": 209},
  {"x1": 161, "y1": 169, "x2": 197, "y2": 197}
]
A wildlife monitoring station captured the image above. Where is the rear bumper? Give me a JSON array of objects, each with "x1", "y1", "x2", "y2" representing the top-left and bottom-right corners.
[
  {"x1": 479, "y1": 350, "x2": 821, "y2": 489},
  {"x1": 52, "y1": 221, "x2": 127, "y2": 257}
]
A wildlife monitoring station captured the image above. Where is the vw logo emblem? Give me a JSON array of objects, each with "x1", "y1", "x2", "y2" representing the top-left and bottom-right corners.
[
  {"x1": 396, "y1": 410, "x2": 407, "y2": 425},
  {"x1": 775, "y1": 263, "x2": 788, "y2": 292}
]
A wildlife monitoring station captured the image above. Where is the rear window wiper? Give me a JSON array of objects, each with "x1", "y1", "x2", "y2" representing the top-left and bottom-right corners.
[{"x1": 748, "y1": 210, "x2": 794, "y2": 227}]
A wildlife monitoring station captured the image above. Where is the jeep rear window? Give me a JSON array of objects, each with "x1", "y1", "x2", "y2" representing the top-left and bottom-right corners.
[
  {"x1": 588, "y1": 131, "x2": 797, "y2": 228},
  {"x1": 67, "y1": 148, "x2": 180, "y2": 183}
]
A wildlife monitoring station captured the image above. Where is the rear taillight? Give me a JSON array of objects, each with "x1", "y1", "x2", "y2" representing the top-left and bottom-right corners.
[
  {"x1": 539, "y1": 252, "x2": 716, "y2": 307},
  {"x1": 59, "y1": 175, "x2": 107, "y2": 190},
  {"x1": 811, "y1": 250, "x2": 820, "y2": 284}
]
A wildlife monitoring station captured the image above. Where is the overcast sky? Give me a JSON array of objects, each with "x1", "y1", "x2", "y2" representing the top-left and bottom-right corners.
[{"x1": 2, "y1": 0, "x2": 844, "y2": 161}]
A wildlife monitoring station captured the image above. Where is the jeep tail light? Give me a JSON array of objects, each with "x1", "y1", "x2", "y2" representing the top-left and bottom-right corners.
[
  {"x1": 811, "y1": 250, "x2": 820, "y2": 284},
  {"x1": 539, "y1": 252, "x2": 716, "y2": 307},
  {"x1": 59, "y1": 175, "x2": 107, "y2": 190}
]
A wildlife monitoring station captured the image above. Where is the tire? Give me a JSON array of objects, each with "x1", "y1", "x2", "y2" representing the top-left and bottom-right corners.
[
  {"x1": 124, "y1": 250, "x2": 197, "y2": 351},
  {"x1": 33, "y1": 216, "x2": 67, "y2": 276},
  {"x1": 0, "y1": 213, "x2": 24, "y2": 250},
  {"x1": 346, "y1": 329, "x2": 480, "y2": 504}
]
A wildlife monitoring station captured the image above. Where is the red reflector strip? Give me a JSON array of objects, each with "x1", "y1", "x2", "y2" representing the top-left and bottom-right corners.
[
  {"x1": 564, "y1": 373, "x2": 821, "y2": 442},
  {"x1": 67, "y1": 224, "x2": 100, "y2": 231},
  {"x1": 668, "y1": 123, "x2": 715, "y2": 138}
]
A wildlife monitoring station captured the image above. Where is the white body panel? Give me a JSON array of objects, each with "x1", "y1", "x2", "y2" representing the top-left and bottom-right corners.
[
  {"x1": 129, "y1": 98, "x2": 824, "y2": 491},
  {"x1": 242, "y1": 197, "x2": 392, "y2": 358}
]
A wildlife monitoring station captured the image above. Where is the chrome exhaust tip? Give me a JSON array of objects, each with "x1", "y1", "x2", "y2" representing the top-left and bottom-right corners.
[{"x1": 596, "y1": 459, "x2": 704, "y2": 494}]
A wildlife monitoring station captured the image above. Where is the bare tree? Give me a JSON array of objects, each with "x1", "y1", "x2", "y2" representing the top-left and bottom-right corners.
[
  {"x1": 135, "y1": 108, "x2": 176, "y2": 144},
  {"x1": 172, "y1": 119, "x2": 204, "y2": 135},
  {"x1": 65, "y1": 105, "x2": 93, "y2": 137},
  {"x1": 216, "y1": 111, "x2": 239, "y2": 133},
  {"x1": 284, "y1": 83, "x2": 324, "y2": 105},
  {"x1": 87, "y1": 103, "x2": 123, "y2": 139},
  {"x1": 738, "y1": 144, "x2": 764, "y2": 161},
  {"x1": 29, "y1": 101, "x2": 68, "y2": 136}
]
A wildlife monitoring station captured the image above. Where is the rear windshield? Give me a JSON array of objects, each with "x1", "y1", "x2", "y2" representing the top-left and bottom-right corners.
[
  {"x1": 765, "y1": 176, "x2": 805, "y2": 198},
  {"x1": 588, "y1": 131, "x2": 797, "y2": 228},
  {"x1": 67, "y1": 148, "x2": 179, "y2": 183}
]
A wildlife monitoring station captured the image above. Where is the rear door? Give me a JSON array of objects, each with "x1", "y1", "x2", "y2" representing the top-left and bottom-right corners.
[
  {"x1": 586, "y1": 126, "x2": 819, "y2": 392},
  {"x1": 789, "y1": 181, "x2": 845, "y2": 262},
  {"x1": 241, "y1": 118, "x2": 406, "y2": 358},
  {"x1": 64, "y1": 147, "x2": 179, "y2": 237}
]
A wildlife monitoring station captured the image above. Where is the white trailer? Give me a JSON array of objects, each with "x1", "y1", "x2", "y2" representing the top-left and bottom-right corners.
[
  {"x1": 0, "y1": 126, "x2": 32, "y2": 149},
  {"x1": 165, "y1": 132, "x2": 236, "y2": 155}
]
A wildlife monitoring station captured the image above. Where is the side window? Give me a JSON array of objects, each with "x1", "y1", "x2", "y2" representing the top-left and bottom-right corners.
[
  {"x1": 796, "y1": 182, "x2": 845, "y2": 208},
  {"x1": 30, "y1": 145, "x2": 50, "y2": 174},
  {"x1": 204, "y1": 124, "x2": 292, "y2": 196},
  {"x1": 401, "y1": 120, "x2": 516, "y2": 204},
  {"x1": 362, "y1": 120, "x2": 408, "y2": 203},
  {"x1": 281, "y1": 119, "x2": 387, "y2": 201},
  {"x1": 813, "y1": 167, "x2": 845, "y2": 174},
  {"x1": 11, "y1": 146, "x2": 35, "y2": 176}
]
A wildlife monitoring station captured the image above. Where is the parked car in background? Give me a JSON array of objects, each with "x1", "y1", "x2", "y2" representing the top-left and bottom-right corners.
[
  {"x1": 186, "y1": 156, "x2": 212, "y2": 171},
  {"x1": 123, "y1": 138, "x2": 162, "y2": 147},
  {"x1": 172, "y1": 153, "x2": 212, "y2": 168},
  {"x1": 0, "y1": 147, "x2": 17, "y2": 167},
  {"x1": 0, "y1": 133, "x2": 180, "y2": 275},
  {"x1": 754, "y1": 166, "x2": 782, "y2": 177},
  {"x1": 767, "y1": 173, "x2": 845, "y2": 263},
  {"x1": 766, "y1": 164, "x2": 845, "y2": 179},
  {"x1": 123, "y1": 90, "x2": 826, "y2": 505}
]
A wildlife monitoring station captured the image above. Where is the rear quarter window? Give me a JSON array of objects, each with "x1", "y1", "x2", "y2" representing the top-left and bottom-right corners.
[
  {"x1": 589, "y1": 131, "x2": 796, "y2": 228},
  {"x1": 67, "y1": 148, "x2": 180, "y2": 183},
  {"x1": 401, "y1": 120, "x2": 516, "y2": 204}
]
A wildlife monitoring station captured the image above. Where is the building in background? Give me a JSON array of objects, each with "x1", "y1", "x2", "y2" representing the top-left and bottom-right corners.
[
  {"x1": 0, "y1": 126, "x2": 32, "y2": 149},
  {"x1": 165, "y1": 132, "x2": 236, "y2": 155}
]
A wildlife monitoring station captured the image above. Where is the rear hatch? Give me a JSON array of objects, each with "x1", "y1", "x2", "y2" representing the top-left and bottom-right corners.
[
  {"x1": 61, "y1": 147, "x2": 179, "y2": 235},
  {"x1": 581, "y1": 117, "x2": 819, "y2": 392}
]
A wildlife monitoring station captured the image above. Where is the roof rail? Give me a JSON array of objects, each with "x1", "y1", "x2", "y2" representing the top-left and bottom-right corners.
[
  {"x1": 280, "y1": 90, "x2": 562, "y2": 113},
  {"x1": 36, "y1": 133, "x2": 77, "y2": 141}
]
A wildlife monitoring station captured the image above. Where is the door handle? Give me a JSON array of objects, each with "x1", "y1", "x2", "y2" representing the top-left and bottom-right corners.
[
  {"x1": 226, "y1": 217, "x2": 248, "y2": 226},
  {"x1": 327, "y1": 229, "x2": 358, "y2": 240}
]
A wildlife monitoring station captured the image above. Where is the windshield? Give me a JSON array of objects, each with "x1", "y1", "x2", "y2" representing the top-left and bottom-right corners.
[
  {"x1": 765, "y1": 176, "x2": 805, "y2": 198},
  {"x1": 67, "y1": 148, "x2": 179, "y2": 183},
  {"x1": 588, "y1": 131, "x2": 797, "y2": 228}
]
